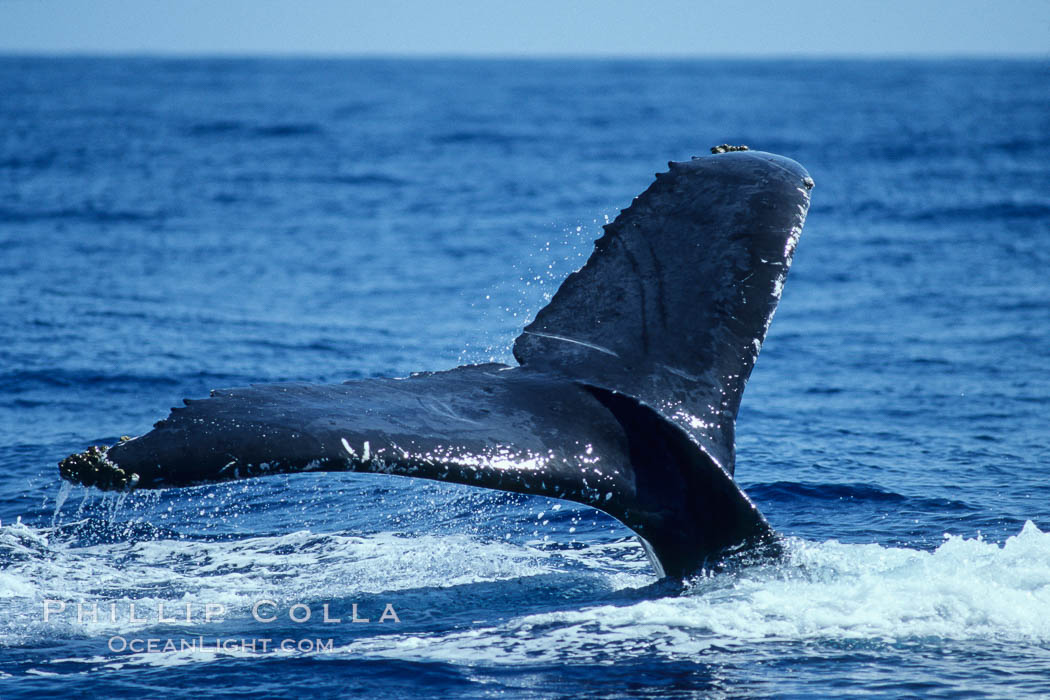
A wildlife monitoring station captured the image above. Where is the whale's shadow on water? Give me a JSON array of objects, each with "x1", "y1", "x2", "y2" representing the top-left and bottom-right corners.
[{"x1": 59, "y1": 150, "x2": 815, "y2": 581}]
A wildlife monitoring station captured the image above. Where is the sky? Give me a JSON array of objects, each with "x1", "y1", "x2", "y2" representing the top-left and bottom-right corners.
[{"x1": 0, "y1": 0, "x2": 1048, "y2": 57}]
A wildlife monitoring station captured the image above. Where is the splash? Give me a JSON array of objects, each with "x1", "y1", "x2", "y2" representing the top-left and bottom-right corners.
[
  {"x1": 50, "y1": 482, "x2": 72, "y2": 528},
  {"x1": 2, "y1": 518, "x2": 1049, "y2": 667},
  {"x1": 342, "y1": 521, "x2": 1050, "y2": 664}
]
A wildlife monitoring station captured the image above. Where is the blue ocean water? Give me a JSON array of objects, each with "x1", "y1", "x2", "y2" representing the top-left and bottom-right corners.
[{"x1": 1, "y1": 56, "x2": 1049, "y2": 697}]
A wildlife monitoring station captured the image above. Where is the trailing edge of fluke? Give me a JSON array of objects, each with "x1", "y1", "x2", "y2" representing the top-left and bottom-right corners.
[{"x1": 60, "y1": 148, "x2": 814, "y2": 580}]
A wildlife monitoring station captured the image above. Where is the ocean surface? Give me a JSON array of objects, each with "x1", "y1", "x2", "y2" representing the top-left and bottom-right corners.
[{"x1": 1, "y1": 56, "x2": 1048, "y2": 698}]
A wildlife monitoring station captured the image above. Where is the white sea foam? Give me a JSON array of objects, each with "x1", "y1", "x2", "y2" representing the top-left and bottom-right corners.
[
  {"x1": 0, "y1": 522, "x2": 560, "y2": 645},
  {"x1": 341, "y1": 521, "x2": 1050, "y2": 664},
  {"x1": 2, "y1": 518, "x2": 1049, "y2": 665}
]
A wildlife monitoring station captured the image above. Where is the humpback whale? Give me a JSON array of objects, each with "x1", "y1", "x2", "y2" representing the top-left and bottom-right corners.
[{"x1": 60, "y1": 149, "x2": 813, "y2": 579}]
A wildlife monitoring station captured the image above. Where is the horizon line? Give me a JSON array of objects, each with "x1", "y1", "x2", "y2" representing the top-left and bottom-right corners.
[{"x1": 1, "y1": 49, "x2": 1047, "y2": 61}]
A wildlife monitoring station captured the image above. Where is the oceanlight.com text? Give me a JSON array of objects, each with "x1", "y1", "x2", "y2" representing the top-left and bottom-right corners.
[{"x1": 108, "y1": 636, "x2": 337, "y2": 654}]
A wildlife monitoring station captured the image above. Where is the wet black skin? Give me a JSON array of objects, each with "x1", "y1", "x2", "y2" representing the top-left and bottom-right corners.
[{"x1": 61, "y1": 150, "x2": 813, "y2": 580}]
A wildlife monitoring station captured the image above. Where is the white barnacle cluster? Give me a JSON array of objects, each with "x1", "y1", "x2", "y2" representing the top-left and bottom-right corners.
[
  {"x1": 339, "y1": 437, "x2": 403, "y2": 475},
  {"x1": 340, "y1": 437, "x2": 371, "y2": 461}
]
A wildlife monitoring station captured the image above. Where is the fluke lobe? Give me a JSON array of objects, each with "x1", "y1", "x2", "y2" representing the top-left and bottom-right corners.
[{"x1": 60, "y1": 150, "x2": 814, "y2": 580}]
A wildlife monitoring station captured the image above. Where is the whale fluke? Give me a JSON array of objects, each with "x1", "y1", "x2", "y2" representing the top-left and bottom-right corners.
[
  {"x1": 60, "y1": 150, "x2": 813, "y2": 579},
  {"x1": 514, "y1": 151, "x2": 812, "y2": 475}
]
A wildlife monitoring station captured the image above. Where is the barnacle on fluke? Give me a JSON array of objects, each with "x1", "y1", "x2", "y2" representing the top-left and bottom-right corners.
[
  {"x1": 710, "y1": 144, "x2": 750, "y2": 154},
  {"x1": 58, "y1": 445, "x2": 139, "y2": 491}
]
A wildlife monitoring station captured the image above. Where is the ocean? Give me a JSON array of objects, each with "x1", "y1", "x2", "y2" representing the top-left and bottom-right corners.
[{"x1": 1, "y1": 56, "x2": 1048, "y2": 697}]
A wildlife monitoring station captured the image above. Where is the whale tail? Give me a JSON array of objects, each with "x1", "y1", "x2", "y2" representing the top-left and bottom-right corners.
[
  {"x1": 514, "y1": 150, "x2": 813, "y2": 474},
  {"x1": 59, "y1": 151, "x2": 813, "y2": 579}
]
